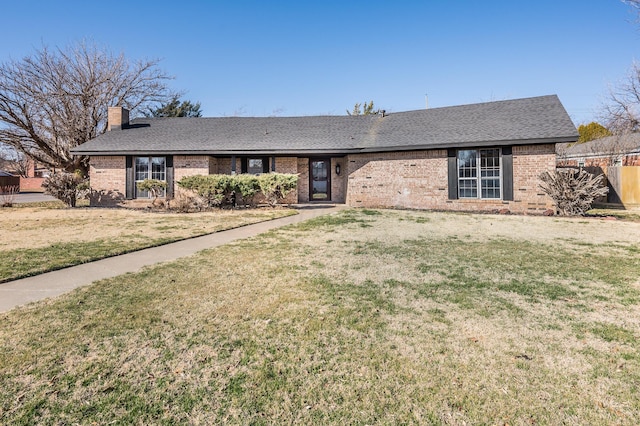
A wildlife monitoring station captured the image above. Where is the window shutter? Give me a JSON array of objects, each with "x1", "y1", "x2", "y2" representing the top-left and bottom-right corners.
[
  {"x1": 502, "y1": 147, "x2": 513, "y2": 201},
  {"x1": 447, "y1": 149, "x2": 458, "y2": 200},
  {"x1": 271, "y1": 156, "x2": 276, "y2": 172},
  {"x1": 166, "y1": 155, "x2": 174, "y2": 198},
  {"x1": 262, "y1": 156, "x2": 269, "y2": 173},
  {"x1": 125, "y1": 156, "x2": 134, "y2": 199},
  {"x1": 241, "y1": 158, "x2": 247, "y2": 174}
]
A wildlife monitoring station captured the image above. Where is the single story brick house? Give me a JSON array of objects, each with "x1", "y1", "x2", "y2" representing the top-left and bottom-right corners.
[
  {"x1": 71, "y1": 95, "x2": 578, "y2": 213},
  {"x1": 557, "y1": 132, "x2": 640, "y2": 169}
]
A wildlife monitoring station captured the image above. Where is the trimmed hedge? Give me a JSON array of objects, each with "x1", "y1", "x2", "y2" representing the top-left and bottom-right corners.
[{"x1": 177, "y1": 173, "x2": 297, "y2": 207}]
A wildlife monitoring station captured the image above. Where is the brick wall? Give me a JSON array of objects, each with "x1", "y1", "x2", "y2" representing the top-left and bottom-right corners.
[
  {"x1": 297, "y1": 158, "x2": 309, "y2": 202},
  {"x1": 88, "y1": 147, "x2": 557, "y2": 212},
  {"x1": 345, "y1": 144, "x2": 557, "y2": 214},
  {"x1": 19, "y1": 177, "x2": 45, "y2": 191},
  {"x1": 89, "y1": 156, "x2": 126, "y2": 205},
  {"x1": 346, "y1": 150, "x2": 448, "y2": 209},
  {"x1": 511, "y1": 144, "x2": 556, "y2": 213},
  {"x1": 173, "y1": 155, "x2": 211, "y2": 182}
]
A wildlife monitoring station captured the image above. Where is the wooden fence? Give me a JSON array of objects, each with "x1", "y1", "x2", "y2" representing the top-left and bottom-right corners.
[{"x1": 607, "y1": 166, "x2": 640, "y2": 207}]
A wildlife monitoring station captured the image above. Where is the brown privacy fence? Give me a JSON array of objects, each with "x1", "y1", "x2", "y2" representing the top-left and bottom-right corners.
[
  {"x1": 607, "y1": 166, "x2": 640, "y2": 207},
  {"x1": 0, "y1": 174, "x2": 20, "y2": 189}
]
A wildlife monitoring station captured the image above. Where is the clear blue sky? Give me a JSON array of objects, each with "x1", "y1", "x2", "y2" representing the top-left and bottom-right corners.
[{"x1": 1, "y1": 0, "x2": 639, "y2": 125}]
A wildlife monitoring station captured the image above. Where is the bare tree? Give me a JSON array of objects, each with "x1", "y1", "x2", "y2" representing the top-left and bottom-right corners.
[
  {"x1": 602, "y1": 2, "x2": 640, "y2": 132},
  {"x1": 0, "y1": 42, "x2": 174, "y2": 173},
  {"x1": 602, "y1": 62, "x2": 640, "y2": 133},
  {"x1": 0, "y1": 146, "x2": 30, "y2": 177}
]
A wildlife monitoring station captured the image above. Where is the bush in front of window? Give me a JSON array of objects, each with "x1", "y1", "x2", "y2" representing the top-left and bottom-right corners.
[
  {"x1": 136, "y1": 179, "x2": 168, "y2": 207},
  {"x1": 177, "y1": 173, "x2": 297, "y2": 208},
  {"x1": 539, "y1": 168, "x2": 608, "y2": 216}
]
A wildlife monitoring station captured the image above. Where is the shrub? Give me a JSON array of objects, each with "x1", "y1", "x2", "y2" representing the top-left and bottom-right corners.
[
  {"x1": 232, "y1": 174, "x2": 260, "y2": 207},
  {"x1": 258, "y1": 173, "x2": 298, "y2": 207},
  {"x1": 136, "y1": 179, "x2": 168, "y2": 207},
  {"x1": 177, "y1": 173, "x2": 298, "y2": 208},
  {"x1": 42, "y1": 171, "x2": 87, "y2": 207},
  {"x1": 178, "y1": 175, "x2": 234, "y2": 207},
  {"x1": 539, "y1": 168, "x2": 609, "y2": 216},
  {"x1": 172, "y1": 191, "x2": 205, "y2": 212},
  {"x1": 0, "y1": 185, "x2": 19, "y2": 207}
]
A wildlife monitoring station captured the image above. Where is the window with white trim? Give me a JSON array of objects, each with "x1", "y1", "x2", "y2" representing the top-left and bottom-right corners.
[
  {"x1": 134, "y1": 156, "x2": 166, "y2": 198},
  {"x1": 457, "y1": 149, "x2": 501, "y2": 199}
]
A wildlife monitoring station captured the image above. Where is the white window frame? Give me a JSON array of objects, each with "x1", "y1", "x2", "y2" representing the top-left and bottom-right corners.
[
  {"x1": 457, "y1": 148, "x2": 502, "y2": 200},
  {"x1": 134, "y1": 156, "x2": 166, "y2": 198}
]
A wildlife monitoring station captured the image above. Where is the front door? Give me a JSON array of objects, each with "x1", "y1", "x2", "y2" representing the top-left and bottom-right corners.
[{"x1": 310, "y1": 158, "x2": 330, "y2": 201}]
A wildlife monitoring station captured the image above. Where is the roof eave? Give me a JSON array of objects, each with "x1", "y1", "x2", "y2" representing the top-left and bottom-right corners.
[{"x1": 71, "y1": 136, "x2": 579, "y2": 157}]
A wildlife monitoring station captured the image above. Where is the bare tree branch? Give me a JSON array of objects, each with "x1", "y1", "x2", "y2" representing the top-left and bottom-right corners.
[
  {"x1": 0, "y1": 41, "x2": 174, "y2": 172},
  {"x1": 602, "y1": 62, "x2": 640, "y2": 133}
]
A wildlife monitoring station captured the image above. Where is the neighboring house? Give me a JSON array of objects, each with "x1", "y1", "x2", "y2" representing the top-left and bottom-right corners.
[
  {"x1": 557, "y1": 134, "x2": 640, "y2": 207},
  {"x1": 71, "y1": 95, "x2": 578, "y2": 213},
  {"x1": 0, "y1": 157, "x2": 49, "y2": 191},
  {"x1": 19, "y1": 158, "x2": 49, "y2": 192},
  {"x1": 557, "y1": 133, "x2": 640, "y2": 170}
]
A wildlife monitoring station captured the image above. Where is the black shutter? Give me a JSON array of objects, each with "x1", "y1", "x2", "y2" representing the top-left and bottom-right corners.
[
  {"x1": 241, "y1": 158, "x2": 247, "y2": 174},
  {"x1": 166, "y1": 156, "x2": 174, "y2": 198},
  {"x1": 447, "y1": 149, "x2": 458, "y2": 200},
  {"x1": 262, "y1": 156, "x2": 269, "y2": 173},
  {"x1": 502, "y1": 146, "x2": 513, "y2": 201},
  {"x1": 125, "y1": 156, "x2": 134, "y2": 199},
  {"x1": 271, "y1": 156, "x2": 276, "y2": 172}
]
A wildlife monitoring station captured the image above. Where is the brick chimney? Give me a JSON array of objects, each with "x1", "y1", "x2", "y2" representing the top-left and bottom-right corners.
[{"x1": 107, "y1": 106, "x2": 130, "y2": 131}]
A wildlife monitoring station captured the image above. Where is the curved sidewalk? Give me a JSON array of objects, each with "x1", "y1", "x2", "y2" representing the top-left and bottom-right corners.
[{"x1": 0, "y1": 204, "x2": 345, "y2": 313}]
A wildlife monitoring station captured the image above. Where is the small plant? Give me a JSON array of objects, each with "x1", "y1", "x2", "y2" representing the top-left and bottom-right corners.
[
  {"x1": 136, "y1": 179, "x2": 168, "y2": 207},
  {"x1": 0, "y1": 185, "x2": 19, "y2": 207},
  {"x1": 539, "y1": 168, "x2": 609, "y2": 216},
  {"x1": 42, "y1": 171, "x2": 87, "y2": 207}
]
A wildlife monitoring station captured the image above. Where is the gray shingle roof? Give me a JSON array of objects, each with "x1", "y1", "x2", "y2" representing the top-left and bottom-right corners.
[
  {"x1": 557, "y1": 133, "x2": 640, "y2": 158},
  {"x1": 72, "y1": 95, "x2": 578, "y2": 156}
]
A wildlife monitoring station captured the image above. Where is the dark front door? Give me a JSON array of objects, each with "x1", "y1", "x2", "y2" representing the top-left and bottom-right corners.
[{"x1": 310, "y1": 158, "x2": 330, "y2": 201}]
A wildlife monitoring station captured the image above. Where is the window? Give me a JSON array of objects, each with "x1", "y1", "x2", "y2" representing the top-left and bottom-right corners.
[
  {"x1": 134, "y1": 156, "x2": 166, "y2": 198},
  {"x1": 457, "y1": 149, "x2": 501, "y2": 199},
  {"x1": 248, "y1": 158, "x2": 264, "y2": 174},
  {"x1": 241, "y1": 157, "x2": 269, "y2": 174}
]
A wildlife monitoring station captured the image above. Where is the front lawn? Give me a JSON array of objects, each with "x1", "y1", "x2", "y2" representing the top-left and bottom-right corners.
[
  {"x1": 0, "y1": 204, "x2": 295, "y2": 282},
  {"x1": 1, "y1": 209, "x2": 639, "y2": 424}
]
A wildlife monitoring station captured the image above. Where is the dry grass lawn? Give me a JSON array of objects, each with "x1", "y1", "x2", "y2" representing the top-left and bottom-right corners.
[
  {"x1": 1, "y1": 208, "x2": 639, "y2": 424},
  {"x1": 0, "y1": 204, "x2": 295, "y2": 281}
]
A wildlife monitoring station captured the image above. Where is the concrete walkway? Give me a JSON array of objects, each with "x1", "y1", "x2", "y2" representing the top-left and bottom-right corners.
[{"x1": 0, "y1": 204, "x2": 345, "y2": 313}]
